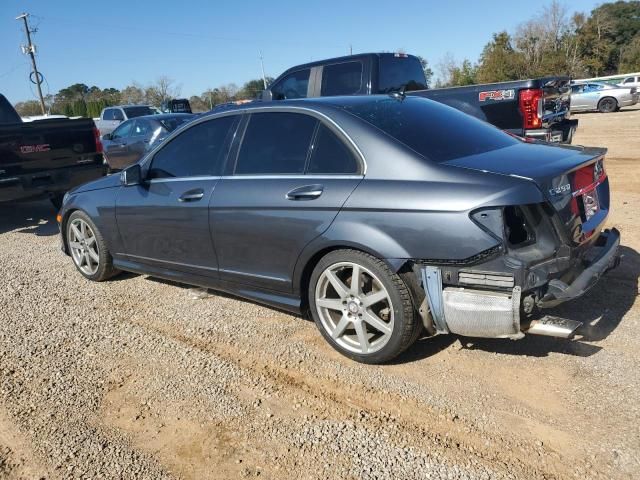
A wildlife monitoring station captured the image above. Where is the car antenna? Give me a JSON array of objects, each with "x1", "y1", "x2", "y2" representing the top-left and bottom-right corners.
[{"x1": 389, "y1": 84, "x2": 407, "y2": 101}]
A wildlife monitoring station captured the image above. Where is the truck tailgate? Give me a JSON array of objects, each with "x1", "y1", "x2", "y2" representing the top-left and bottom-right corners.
[{"x1": 0, "y1": 118, "x2": 101, "y2": 178}]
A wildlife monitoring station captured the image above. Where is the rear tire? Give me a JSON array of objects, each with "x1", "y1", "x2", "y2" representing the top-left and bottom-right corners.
[
  {"x1": 598, "y1": 97, "x2": 617, "y2": 113},
  {"x1": 308, "y1": 249, "x2": 420, "y2": 364},
  {"x1": 66, "y1": 210, "x2": 120, "y2": 282}
]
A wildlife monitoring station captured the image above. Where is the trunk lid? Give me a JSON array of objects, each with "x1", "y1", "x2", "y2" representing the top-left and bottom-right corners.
[{"x1": 444, "y1": 142, "x2": 609, "y2": 244}]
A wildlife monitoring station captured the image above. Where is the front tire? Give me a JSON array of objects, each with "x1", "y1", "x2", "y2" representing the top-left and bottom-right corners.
[
  {"x1": 309, "y1": 249, "x2": 421, "y2": 364},
  {"x1": 598, "y1": 97, "x2": 617, "y2": 113},
  {"x1": 66, "y1": 210, "x2": 119, "y2": 281}
]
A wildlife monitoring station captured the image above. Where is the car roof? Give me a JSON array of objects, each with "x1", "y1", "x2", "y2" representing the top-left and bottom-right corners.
[
  {"x1": 278, "y1": 52, "x2": 419, "y2": 75},
  {"x1": 206, "y1": 95, "x2": 426, "y2": 116}
]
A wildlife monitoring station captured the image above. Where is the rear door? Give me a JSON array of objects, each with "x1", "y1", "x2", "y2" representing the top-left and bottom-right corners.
[
  {"x1": 115, "y1": 115, "x2": 238, "y2": 277},
  {"x1": 210, "y1": 110, "x2": 363, "y2": 292},
  {"x1": 127, "y1": 119, "x2": 153, "y2": 164}
]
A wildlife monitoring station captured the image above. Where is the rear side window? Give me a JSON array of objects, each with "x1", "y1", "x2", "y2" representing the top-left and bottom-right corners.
[
  {"x1": 340, "y1": 97, "x2": 517, "y2": 163},
  {"x1": 149, "y1": 116, "x2": 236, "y2": 179},
  {"x1": 271, "y1": 69, "x2": 311, "y2": 100},
  {"x1": 235, "y1": 112, "x2": 317, "y2": 174},
  {"x1": 378, "y1": 55, "x2": 428, "y2": 93},
  {"x1": 307, "y1": 124, "x2": 359, "y2": 174},
  {"x1": 321, "y1": 61, "x2": 363, "y2": 96},
  {"x1": 124, "y1": 106, "x2": 156, "y2": 118},
  {"x1": 103, "y1": 109, "x2": 116, "y2": 120},
  {"x1": 132, "y1": 119, "x2": 151, "y2": 136}
]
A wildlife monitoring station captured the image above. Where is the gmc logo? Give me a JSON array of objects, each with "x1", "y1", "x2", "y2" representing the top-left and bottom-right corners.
[
  {"x1": 479, "y1": 89, "x2": 515, "y2": 102},
  {"x1": 20, "y1": 144, "x2": 51, "y2": 154}
]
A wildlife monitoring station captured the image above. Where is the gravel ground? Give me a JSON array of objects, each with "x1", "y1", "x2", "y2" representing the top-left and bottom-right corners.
[{"x1": 0, "y1": 106, "x2": 639, "y2": 479}]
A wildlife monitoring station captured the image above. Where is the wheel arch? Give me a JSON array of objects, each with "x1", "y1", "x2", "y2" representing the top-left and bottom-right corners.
[
  {"x1": 294, "y1": 240, "x2": 409, "y2": 311},
  {"x1": 598, "y1": 96, "x2": 618, "y2": 111}
]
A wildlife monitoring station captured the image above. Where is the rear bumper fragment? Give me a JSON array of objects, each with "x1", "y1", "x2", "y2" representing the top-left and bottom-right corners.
[{"x1": 537, "y1": 228, "x2": 621, "y2": 308}]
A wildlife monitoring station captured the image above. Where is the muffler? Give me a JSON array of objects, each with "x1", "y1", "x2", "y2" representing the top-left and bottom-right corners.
[{"x1": 525, "y1": 315, "x2": 582, "y2": 338}]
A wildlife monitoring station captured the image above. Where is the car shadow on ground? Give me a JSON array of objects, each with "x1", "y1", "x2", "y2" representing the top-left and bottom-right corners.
[
  {"x1": 0, "y1": 200, "x2": 59, "y2": 237},
  {"x1": 413, "y1": 245, "x2": 639, "y2": 360}
]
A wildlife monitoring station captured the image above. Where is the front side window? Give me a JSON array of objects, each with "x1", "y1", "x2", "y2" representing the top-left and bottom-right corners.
[
  {"x1": 235, "y1": 112, "x2": 317, "y2": 175},
  {"x1": 321, "y1": 61, "x2": 363, "y2": 96},
  {"x1": 307, "y1": 124, "x2": 359, "y2": 174},
  {"x1": 148, "y1": 116, "x2": 236, "y2": 179},
  {"x1": 271, "y1": 69, "x2": 311, "y2": 100},
  {"x1": 623, "y1": 77, "x2": 634, "y2": 84},
  {"x1": 111, "y1": 121, "x2": 133, "y2": 139},
  {"x1": 103, "y1": 109, "x2": 116, "y2": 121}
]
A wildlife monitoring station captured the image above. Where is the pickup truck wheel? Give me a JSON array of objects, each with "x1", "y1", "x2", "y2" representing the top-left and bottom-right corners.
[
  {"x1": 309, "y1": 249, "x2": 420, "y2": 364},
  {"x1": 598, "y1": 97, "x2": 617, "y2": 113},
  {"x1": 66, "y1": 211, "x2": 119, "y2": 281}
]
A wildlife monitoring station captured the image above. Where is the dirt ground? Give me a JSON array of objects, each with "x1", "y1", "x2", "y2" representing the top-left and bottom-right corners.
[{"x1": 0, "y1": 106, "x2": 639, "y2": 479}]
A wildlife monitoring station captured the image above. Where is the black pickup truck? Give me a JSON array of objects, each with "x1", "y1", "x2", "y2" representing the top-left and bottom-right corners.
[
  {"x1": 262, "y1": 53, "x2": 578, "y2": 143},
  {"x1": 0, "y1": 94, "x2": 105, "y2": 208}
]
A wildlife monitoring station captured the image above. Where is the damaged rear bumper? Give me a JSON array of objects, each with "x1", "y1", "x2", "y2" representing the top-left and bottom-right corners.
[{"x1": 418, "y1": 228, "x2": 621, "y2": 339}]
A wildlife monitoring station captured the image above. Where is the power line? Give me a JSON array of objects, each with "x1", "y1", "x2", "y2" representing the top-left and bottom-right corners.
[{"x1": 16, "y1": 13, "x2": 46, "y2": 115}]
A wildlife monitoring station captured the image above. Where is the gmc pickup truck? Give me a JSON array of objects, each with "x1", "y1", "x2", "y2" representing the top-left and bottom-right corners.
[
  {"x1": 262, "y1": 52, "x2": 578, "y2": 143},
  {"x1": 0, "y1": 94, "x2": 105, "y2": 208}
]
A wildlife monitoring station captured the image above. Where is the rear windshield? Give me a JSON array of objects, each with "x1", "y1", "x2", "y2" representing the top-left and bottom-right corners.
[
  {"x1": 378, "y1": 55, "x2": 428, "y2": 93},
  {"x1": 124, "y1": 106, "x2": 156, "y2": 118},
  {"x1": 339, "y1": 97, "x2": 517, "y2": 163},
  {"x1": 160, "y1": 116, "x2": 193, "y2": 132}
]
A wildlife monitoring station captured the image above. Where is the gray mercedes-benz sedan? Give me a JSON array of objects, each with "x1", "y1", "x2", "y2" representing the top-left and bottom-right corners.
[{"x1": 58, "y1": 96, "x2": 620, "y2": 363}]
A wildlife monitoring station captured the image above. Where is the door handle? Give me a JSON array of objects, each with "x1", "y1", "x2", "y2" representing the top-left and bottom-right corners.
[
  {"x1": 178, "y1": 189, "x2": 205, "y2": 202},
  {"x1": 286, "y1": 184, "x2": 324, "y2": 201}
]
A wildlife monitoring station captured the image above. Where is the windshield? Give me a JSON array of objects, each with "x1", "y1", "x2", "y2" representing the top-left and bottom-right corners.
[
  {"x1": 159, "y1": 116, "x2": 193, "y2": 132},
  {"x1": 339, "y1": 97, "x2": 517, "y2": 163},
  {"x1": 123, "y1": 106, "x2": 157, "y2": 118}
]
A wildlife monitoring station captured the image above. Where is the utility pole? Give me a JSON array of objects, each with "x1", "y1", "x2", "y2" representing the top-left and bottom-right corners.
[
  {"x1": 16, "y1": 13, "x2": 46, "y2": 115},
  {"x1": 259, "y1": 50, "x2": 267, "y2": 89}
]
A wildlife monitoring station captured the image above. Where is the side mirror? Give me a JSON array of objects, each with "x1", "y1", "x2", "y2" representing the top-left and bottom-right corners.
[
  {"x1": 261, "y1": 89, "x2": 273, "y2": 101},
  {"x1": 102, "y1": 133, "x2": 112, "y2": 141},
  {"x1": 121, "y1": 164, "x2": 142, "y2": 186}
]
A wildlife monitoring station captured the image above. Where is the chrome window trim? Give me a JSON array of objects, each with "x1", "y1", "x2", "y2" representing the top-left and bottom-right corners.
[
  {"x1": 145, "y1": 174, "x2": 363, "y2": 183},
  {"x1": 141, "y1": 105, "x2": 367, "y2": 178}
]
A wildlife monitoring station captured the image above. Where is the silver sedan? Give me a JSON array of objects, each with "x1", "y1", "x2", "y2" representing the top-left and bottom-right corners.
[{"x1": 570, "y1": 82, "x2": 639, "y2": 113}]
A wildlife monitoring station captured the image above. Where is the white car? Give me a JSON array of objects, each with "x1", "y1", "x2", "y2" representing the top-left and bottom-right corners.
[
  {"x1": 619, "y1": 75, "x2": 640, "y2": 89},
  {"x1": 570, "y1": 82, "x2": 639, "y2": 113}
]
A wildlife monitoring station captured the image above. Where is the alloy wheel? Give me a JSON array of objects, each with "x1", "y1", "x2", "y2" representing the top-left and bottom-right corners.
[
  {"x1": 315, "y1": 261, "x2": 394, "y2": 355},
  {"x1": 68, "y1": 218, "x2": 100, "y2": 276}
]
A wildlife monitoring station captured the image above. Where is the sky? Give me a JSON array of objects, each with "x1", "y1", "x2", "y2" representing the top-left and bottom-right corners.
[{"x1": 1, "y1": 0, "x2": 603, "y2": 103}]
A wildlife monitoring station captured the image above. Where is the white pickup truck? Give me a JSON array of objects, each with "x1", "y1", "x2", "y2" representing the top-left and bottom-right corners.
[{"x1": 94, "y1": 105, "x2": 159, "y2": 136}]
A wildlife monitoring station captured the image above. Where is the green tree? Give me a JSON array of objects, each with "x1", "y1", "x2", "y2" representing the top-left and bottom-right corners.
[
  {"x1": 576, "y1": 1, "x2": 640, "y2": 75},
  {"x1": 416, "y1": 56, "x2": 434, "y2": 87},
  {"x1": 72, "y1": 100, "x2": 87, "y2": 117},
  {"x1": 13, "y1": 100, "x2": 43, "y2": 117},
  {"x1": 476, "y1": 32, "x2": 523, "y2": 83},
  {"x1": 236, "y1": 77, "x2": 274, "y2": 100},
  {"x1": 620, "y1": 34, "x2": 640, "y2": 72}
]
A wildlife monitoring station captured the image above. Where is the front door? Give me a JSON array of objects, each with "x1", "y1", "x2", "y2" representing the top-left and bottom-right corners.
[
  {"x1": 116, "y1": 115, "x2": 238, "y2": 278},
  {"x1": 211, "y1": 111, "x2": 363, "y2": 292}
]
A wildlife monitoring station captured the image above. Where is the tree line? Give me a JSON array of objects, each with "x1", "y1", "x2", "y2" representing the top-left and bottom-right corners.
[
  {"x1": 14, "y1": 76, "x2": 274, "y2": 117},
  {"x1": 13, "y1": 0, "x2": 640, "y2": 117},
  {"x1": 438, "y1": 0, "x2": 640, "y2": 86}
]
